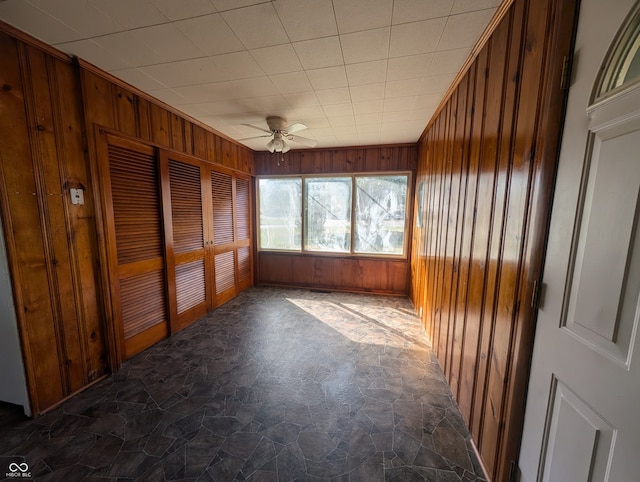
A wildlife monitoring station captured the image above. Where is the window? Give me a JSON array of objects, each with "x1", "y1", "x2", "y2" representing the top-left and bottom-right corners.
[
  {"x1": 597, "y1": 4, "x2": 640, "y2": 99},
  {"x1": 258, "y1": 173, "x2": 410, "y2": 256},
  {"x1": 258, "y1": 178, "x2": 301, "y2": 250}
]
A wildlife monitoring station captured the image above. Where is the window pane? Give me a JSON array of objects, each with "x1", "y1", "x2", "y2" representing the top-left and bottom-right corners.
[
  {"x1": 259, "y1": 178, "x2": 301, "y2": 250},
  {"x1": 305, "y1": 177, "x2": 352, "y2": 253},
  {"x1": 355, "y1": 175, "x2": 408, "y2": 255}
]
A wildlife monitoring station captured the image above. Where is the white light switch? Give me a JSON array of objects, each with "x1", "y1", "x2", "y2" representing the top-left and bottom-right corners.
[{"x1": 70, "y1": 188, "x2": 84, "y2": 205}]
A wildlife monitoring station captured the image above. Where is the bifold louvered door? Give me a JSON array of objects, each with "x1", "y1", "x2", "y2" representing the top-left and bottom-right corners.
[
  {"x1": 210, "y1": 169, "x2": 236, "y2": 306},
  {"x1": 235, "y1": 175, "x2": 252, "y2": 290},
  {"x1": 161, "y1": 152, "x2": 210, "y2": 332},
  {"x1": 101, "y1": 135, "x2": 168, "y2": 359}
]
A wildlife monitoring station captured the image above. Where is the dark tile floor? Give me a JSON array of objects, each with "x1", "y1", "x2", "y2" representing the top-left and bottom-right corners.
[{"x1": 1, "y1": 287, "x2": 487, "y2": 481}]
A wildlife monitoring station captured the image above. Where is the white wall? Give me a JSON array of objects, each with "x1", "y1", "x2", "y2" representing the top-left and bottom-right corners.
[{"x1": 0, "y1": 217, "x2": 31, "y2": 416}]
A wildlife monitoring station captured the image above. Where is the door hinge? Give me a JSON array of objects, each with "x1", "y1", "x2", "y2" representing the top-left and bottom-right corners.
[
  {"x1": 531, "y1": 279, "x2": 543, "y2": 310},
  {"x1": 560, "y1": 55, "x2": 571, "y2": 90}
]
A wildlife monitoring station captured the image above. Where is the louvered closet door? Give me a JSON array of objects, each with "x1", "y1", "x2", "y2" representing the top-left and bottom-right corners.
[
  {"x1": 210, "y1": 169, "x2": 236, "y2": 306},
  {"x1": 161, "y1": 152, "x2": 209, "y2": 332},
  {"x1": 102, "y1": 135, "x2": 168, "y2": 360},
  {"x1": 235, "y1": 175, "x2": 252, "y2": 289}
]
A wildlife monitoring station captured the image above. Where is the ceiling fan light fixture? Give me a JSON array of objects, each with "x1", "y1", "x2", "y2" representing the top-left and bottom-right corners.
[
  {"x1": 282, "y1": 141, "x2": 291, "y2": 153},
  {"x1": 266, "y1": 139, "x2": 276, "y2": 153}
]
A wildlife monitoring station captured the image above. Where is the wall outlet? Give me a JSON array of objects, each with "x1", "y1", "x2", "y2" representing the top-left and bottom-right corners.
[{"x1": 70, "y1": 188, "x2": 84, "y2": 205}]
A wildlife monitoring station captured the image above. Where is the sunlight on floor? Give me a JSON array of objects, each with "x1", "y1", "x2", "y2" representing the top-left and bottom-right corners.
[{"x1": 286, "y1": 297, "x2": 430, "y2": 351}]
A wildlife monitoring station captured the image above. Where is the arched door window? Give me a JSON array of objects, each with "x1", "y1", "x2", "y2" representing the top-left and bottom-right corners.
[{"x1": 596, "y1": 3, "x2": 640, "y2": 100}]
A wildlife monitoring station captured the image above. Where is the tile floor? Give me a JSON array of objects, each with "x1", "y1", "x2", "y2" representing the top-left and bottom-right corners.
[{"x1": 0, "y1": 287, "x2": 487, "y2": 481}]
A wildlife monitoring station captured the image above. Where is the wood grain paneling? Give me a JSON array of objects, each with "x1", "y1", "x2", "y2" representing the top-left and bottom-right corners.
[
  {"x1": 0, "y1": 30, "x2": 108, "y2": 414},
  {"x1": 256, "y1": 144, "x2": 417, "y2": 295},
  {"x1": 0, "y1": 20, "x2": 256, "y2": 413},
  {"x1": 409, "y1": 0, "x2": 579, "y2": 480}
]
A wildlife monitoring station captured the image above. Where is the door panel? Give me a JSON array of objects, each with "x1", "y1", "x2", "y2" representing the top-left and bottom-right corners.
[
  {"x1": 162, "y1": 152, "x2": 209, "y2": 331},
  {"x1": 519, "y1": 1, "x2": 640, "y2": 480},
  {"x1": 211, "y1": 169, "x2": 236, "y2": 305},
  {"x1": 103, "y1": 136, "x2": 168, "y2": 359}
]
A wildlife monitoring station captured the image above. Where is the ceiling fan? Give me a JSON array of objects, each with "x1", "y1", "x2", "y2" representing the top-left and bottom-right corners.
[{"x1": 239, "y1": 116, "x2": 317, "y2": 153}]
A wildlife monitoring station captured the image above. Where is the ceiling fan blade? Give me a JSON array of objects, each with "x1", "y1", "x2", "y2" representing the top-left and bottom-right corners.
[
  {"x1": 285, "y1": 122, "x2": 307, "y2": 134},
  {"x1": 289, "y1": 135, "x2": 317, "y2": 147},
  {"x1": 237, "y1": 134, "x2": 273, "y2": 141},
  {"x1": 241, "y1": 123, "x2": 272, "y2": 134}
]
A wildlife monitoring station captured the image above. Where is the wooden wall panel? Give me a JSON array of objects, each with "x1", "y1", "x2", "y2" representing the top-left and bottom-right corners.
[
  {"x1": 0, "y1": 31, "x2": 109, "y2": 414},
  {"x1": 259, "y1": 253, "x2": 409, "y2": 295},
  {"x1": 254, "y1": 144, "x2": 417, "y2": 175},
  {"x1": 409, "y1": 0, "x2": 578, "y2": 480},
  {"x1": 0, "y1": 22, "x2": 255, "y2": 412},
  {"x1": 255, "y1": 144, "x2": 417, "y2": 295}
]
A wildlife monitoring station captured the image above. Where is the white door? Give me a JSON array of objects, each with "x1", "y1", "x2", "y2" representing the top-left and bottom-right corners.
[{"x1": 519, "y1": 0, "x2": 640, "y2": 481}]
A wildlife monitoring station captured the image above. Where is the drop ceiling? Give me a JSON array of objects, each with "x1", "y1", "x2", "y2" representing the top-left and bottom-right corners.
[{"x1": 0, "y1": 0, "x2": 501, "y2": 151}]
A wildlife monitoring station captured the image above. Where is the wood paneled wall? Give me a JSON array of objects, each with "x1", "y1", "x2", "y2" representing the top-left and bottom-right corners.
[
  {"x1": 0, "y1": 24, "x2": 255, "y2": 414},
  {"x1": 410, "y1": 0, "x2": 578, "y2": 480},
  {"x1": 255, "y1": 145, "x2": 417, "y2": 295},
  {"x1": 0, "y1": 30, "x2": 108, "y2": 415}
]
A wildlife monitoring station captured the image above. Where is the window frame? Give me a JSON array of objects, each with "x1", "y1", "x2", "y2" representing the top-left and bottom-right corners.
[{"x1": 257, "y1": 171, "x2": 412, "y2": 259}]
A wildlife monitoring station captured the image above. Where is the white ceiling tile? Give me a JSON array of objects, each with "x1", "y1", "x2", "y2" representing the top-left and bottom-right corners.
[
  {"x1": 93, "y1": 31, "x2": 164, "y2": 67},
  {"x1": 270, "y1": 72, "x2": 313, "y2": 94},
  {"x1": 389, "y1": 17, "x2": 447, "y2": 57},
  {"x1": 293, "y1": 37, "x2": 343, "y2": 70},
  {"x1": 222, "y1": 3, "x2": 289, "y2": 49},
  {"x1": 197, "y1": 100, "x2": 253, "y2": 116},
  {"x1": 355, "y1": 113, "x2": 383, "y2": 125},
  {"x1": 357, "y1": 132, "x2": 382, "y2": 144},
  {"x1": 307, "y1": 127, "x2": 335, "y2": 138},
  {"x1": 250, "y1": 45, "x2": 302, "y2": 75},
  {"x1": 341, "y1": 28, "x2": 390, "y2": 64},
  {"x1": 384, "y1": 96, "x2": 418, "y2": 112},
  {"x1": 349, "y1": 83, "x2": 385, "y2": 102},
  {"x1": 438, "y1": 9, "x2": 495, "y2": 50},
  {"x1": 307, "y1": 66, "x2": 348, "y2": 90},
  {"x1": 273, "y1": 0, "x2": 337, "y2": 41},
  {"x1": 333, "y1": 0, "x2": 393, "y2": 34},
  {"x1": 322, "y1": 103, "x2": 354, "y2": 117},
  {"x1": 175, "y1": 77, "x2": 277, "y2": 102},
  {"x1": 132, "y1": 23, "x2": 205, "y2": 64},
  {"x1": 387, "y1": 54, "x2": 434, "y2": 81},
  {"x1": 147, "y1": 88, "x2": 190, "y2": 105},
  {"x1": 421, "y1": 73, "x2": 456, "y2": 94},
  {"x1": 286, "y1": 91, "x2": 320, "y2": 108},
  {"x1": 293, "y1": 105, "x2": 326, "y2": 119},
  {"x1": 27, "y1": 0, "x2": 123, "y2": 37},
  {"x1": 328, "y1": 115, "x2": 356, "y2": 127},
  {"x1": 140, "y1": 58, "x2": 226, "y2": 87},
  {"x1": 304, "y1": 118, "x2": 332, "y2": 129},
  {"x1": 171, "y1": 103, "x2": 210, "y2": 118},
  {"x1": 148, "y1": 0, "x2": 217, "y2": 21},
  {"x1": 346, "y1": 60, "x2": 387, "y2": 86},
  {"x1": 385, "y1": 78, "x2": 423, "y2": 98},
  {"x1": 249, "y1": 95, "x2": 291, "y2": 113},
  {"x1": 111, "y1": 67, "x2": 167, "y2": 91},
  {"x1": 0, "y1": 0, "x2": 83, "y2": 44},
  {"x1": 415, "y1": 93, "x2": 444, "y2": 108},
  {"x1": 451, "y1": 0, "x2": 501, "y2": 15},
  {"x1": 353, "y1": 99, "x2": 384, "y2": 114},
  {"x1": 314, "y1": 88, "x2": 351, "y2": 105},
  {"x1": 56, "y1": 39, "x2": 132, "y2": 71},
  {"x1": 88, "y1": 0, "x2": 167, "y2": 29},
  {"x1": 210, "y1": 51, "x2": 264, "y2": 79},
  {"x1": 175, "y1": 14, "x2": 245, "y2": 57},
  {"x1": 209, "y1": 0, "x2": 264, "y2": 11},
  {"x1": 392, "y1": 0, "x2": 454, "y2": 25},
  {"x1": 429, "y1": 47, "x2": 470, "y2": 75}
]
